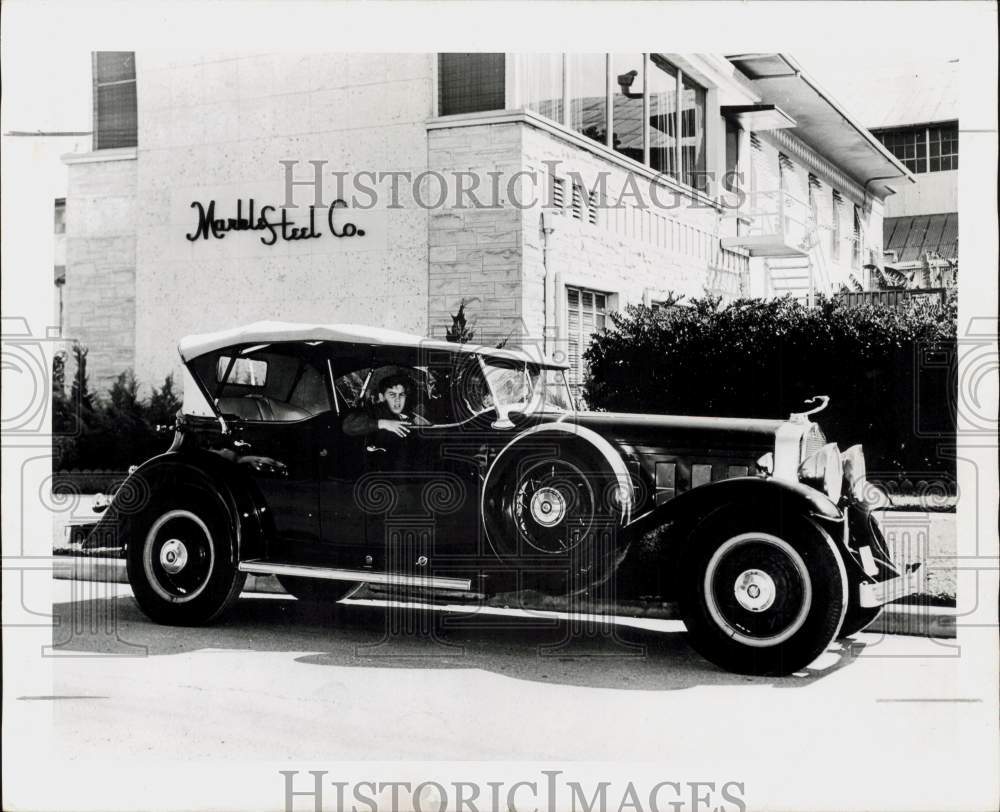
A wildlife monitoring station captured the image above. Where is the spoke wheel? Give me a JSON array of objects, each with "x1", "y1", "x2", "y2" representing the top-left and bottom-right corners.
[{"x1": 513, "y1": 459, "x2": 595, "y2": 555}]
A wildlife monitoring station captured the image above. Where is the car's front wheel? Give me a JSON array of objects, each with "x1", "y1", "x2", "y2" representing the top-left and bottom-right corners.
[
  {"x1": 126, "y1": 491, "x2": 245, "y2": 625},
  {"x1": 678, "y1": 510, "x2": 848, "y2": 676}
]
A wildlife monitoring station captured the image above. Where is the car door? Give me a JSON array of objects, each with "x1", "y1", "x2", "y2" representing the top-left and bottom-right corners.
[
  {"x1": 213, "y1": 345, "x2": 332, "y2": 557},
  {"x1": 357, "y1": 355, "x2": 489, "y2": 573},
  {"x1": 317, "y1": 348, "x2": 374, "y2": 567}
]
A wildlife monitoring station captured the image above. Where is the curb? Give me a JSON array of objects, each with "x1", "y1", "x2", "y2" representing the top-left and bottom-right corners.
[{"x1": 52, "y1": 556, "x2": 957, "y2": 638}]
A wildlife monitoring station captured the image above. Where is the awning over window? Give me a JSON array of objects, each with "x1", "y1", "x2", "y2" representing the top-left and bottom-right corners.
[{"x1": 884, "y1": 213, "x2": 958, "y2": 262}]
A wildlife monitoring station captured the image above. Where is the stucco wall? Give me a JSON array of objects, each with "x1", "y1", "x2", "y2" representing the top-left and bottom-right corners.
[
  {"x1": 132, "y1": 52, "x2": 434, "y2": 387},
  {"x1": 63, "y1": 155, "x2": 137, "y2": 392}
]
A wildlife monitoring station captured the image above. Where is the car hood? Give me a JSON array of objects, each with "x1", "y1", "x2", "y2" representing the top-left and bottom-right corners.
[{"x1": 555, "y1": 411, "x2": 788, "y2": 452}]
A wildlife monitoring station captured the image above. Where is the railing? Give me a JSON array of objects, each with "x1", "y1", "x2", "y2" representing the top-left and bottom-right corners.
[
  {"x1": 725, "y1": 189, "x2": 813, "y2": 252},
  {"x1": 836, "y1": 288, "x2": 950, "y2": 309}
]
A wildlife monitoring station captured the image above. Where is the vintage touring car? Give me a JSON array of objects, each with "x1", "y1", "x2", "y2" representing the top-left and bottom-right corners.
[{"x1": 86, "y1": 321, "x2": 921, "y2": 675}]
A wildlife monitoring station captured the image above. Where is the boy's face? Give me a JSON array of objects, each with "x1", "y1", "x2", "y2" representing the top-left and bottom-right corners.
[{"x1": 379, "y1": 384, "x2": 407, "y2": 415}]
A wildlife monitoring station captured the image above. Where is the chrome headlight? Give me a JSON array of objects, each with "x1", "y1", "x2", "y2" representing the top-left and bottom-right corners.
[
  {"x1": 840, "y1": 444, "x2": 866, "y2": 502},
  {"x1": 798, "y1": 442, "x2": 843, "y2": 502}
]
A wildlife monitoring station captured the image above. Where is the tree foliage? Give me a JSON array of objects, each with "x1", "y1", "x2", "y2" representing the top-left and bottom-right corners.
[{"x1": 53, "y1": 348, "x2": 181, "y2": 473}]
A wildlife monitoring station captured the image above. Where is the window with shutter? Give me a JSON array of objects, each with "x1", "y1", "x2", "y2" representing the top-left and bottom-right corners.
[
  {"x1": 438, "y1": 54, "x2": 506, "y2": 116},
  {"x1": 93, "y1": 52, "x2": 137, "y2": 149},
  {"x1": 565, "y1": 286, "x2": 610, "y2": 390},
  {"x1": 831, "y1": 189, "x2": 843, "y2": 262}
]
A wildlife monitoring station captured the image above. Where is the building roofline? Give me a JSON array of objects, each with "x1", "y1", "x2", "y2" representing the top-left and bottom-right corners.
[{"x1": 727, "y1": 53, "x2": 917, "y2": 190}]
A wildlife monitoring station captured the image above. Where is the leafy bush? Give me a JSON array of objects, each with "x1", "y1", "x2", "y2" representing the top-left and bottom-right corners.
[
  {"x1": 53, "y1": 344, "x2": 181, "y2": 479},
  {"x1": 584, "y1": 294, "x2": 957, "y2": 476}
]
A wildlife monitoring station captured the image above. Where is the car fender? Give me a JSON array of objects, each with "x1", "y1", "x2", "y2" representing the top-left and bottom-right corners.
[
  {"x1": 625, "y1": 475, "x2": 843, "y2": 544},
  {"x1": 83, "y1": 450, "x2": 268, "y2": 561}
]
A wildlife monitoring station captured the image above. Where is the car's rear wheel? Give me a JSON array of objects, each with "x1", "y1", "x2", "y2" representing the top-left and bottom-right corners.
[
  {"x1": 275, "y1": 576, "x2": 362, "y2": 604},
  {"x1": 126, "y1": 491, "x2": 245, "y2": 625},
  {"x1": 678, "y1": 510, "x2": 848, "y2": 676}
]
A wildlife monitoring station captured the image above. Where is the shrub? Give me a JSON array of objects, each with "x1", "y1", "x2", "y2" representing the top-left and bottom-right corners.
[
  {"x1": 52, "y1": 344, "x2": 181, "y2": 479},
  {"x1": 583, "y1": 295, "x2": 956, "y2": 477}
]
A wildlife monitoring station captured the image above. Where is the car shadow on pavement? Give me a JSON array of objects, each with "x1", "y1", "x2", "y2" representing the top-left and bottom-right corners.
[{"x1": 52, "y1": 592, "x2": 867, "y2": 692}]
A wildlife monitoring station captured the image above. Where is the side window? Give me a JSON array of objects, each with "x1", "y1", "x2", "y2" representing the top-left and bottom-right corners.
[
  {"x1": 288, "y1": 364, "x2": 330, "y2": 415},
  {"x1": 333, "y1": 368, "x2": 371, "y2": 409},
  {"x1": 202, "y1": 346, "x2": 331, "y2": 422}
]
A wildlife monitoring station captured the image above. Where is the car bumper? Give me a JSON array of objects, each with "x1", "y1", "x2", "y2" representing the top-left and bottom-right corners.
[{"x1": 858, "y1": 561, "x2": 923, "y2": 608}]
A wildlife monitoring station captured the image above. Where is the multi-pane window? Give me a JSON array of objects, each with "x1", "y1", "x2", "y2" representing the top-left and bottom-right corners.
[
  {"x1": 928, "y1": 123, "x2": 958, "y2": 171},
  {"x1": 569, "y1": 53, "x2": 608, "y2": 146},
  {"x1": 439, "y1": 52, "x2": 708, "y2": 190},
  {"x1": 680, "y1": 74, "x2": 707, "y2": 190},
  {"x1": 566, "y1": 286, "x2": 609, "y2": 388},
  {"x1": 611, "y1": 53, "x2": 646, "y2": 164},
  {"x1": 874, "y1": 122, "x2": 958, "y2": 174},
  {"x1": 649, "y1": 56, "x2": 679, "y2": 178},
  {"x1": 438, "y1": 53, "x2": 506, "y2": 116},
  {"x1": 93, "y1": 52, "x2": 137, "y2": 149},
  {"x1": 521, "y1": 53, "x2": 564, "y2": 122},
  {"x1": 876, "y1": 128, "x2": 925, "y2": 173}
]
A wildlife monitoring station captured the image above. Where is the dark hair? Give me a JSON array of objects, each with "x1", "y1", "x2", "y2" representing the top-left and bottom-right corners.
[{"x1": 378, "y1": 373, "x2": 413, "y2": 396}]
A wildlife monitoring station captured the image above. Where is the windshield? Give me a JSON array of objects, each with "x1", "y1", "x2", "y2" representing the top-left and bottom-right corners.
[{"x1": 480, "y1": 357, "x2": 574, "y2": 414}]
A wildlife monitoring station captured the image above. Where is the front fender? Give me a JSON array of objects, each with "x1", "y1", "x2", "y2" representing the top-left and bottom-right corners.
[
  {"x1": 82, "y1": 451, "x2": 268, "y2": 561},
  {"x1": 625, "y1": 476, "x2": 843, "y2": 543}
]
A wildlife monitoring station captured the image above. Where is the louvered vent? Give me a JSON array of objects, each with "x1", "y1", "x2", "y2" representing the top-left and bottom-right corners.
[
  {"x1": 570, "y1": 182, "x2": 598, "y2": 225},
  {"x1": 549, "y1": 176, "x2": 566, "y2": 210}
]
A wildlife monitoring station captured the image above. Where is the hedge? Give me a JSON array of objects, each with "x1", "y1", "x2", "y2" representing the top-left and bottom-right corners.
[
  {"x1": 52, "y1": 344, "x2": 179, "y2": 481},
  {"x1": 583, "y1": 294, "x2": 957, "y2": 480}
]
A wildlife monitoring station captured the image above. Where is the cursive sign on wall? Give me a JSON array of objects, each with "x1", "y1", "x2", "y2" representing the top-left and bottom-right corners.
[{"x1": 185, "y1": 199, "x2": 366, "y2": 245}]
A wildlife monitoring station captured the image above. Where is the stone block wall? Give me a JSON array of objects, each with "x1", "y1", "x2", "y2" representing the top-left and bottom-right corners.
[
  {"x1": 426, "y1": 123, "x2": 526, "y2": 346},
  {"x1": 63, "y1": 156, "x2": 137, "y2": 393}
]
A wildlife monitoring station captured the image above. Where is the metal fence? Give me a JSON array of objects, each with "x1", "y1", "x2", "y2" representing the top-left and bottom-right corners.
[{"x1": 836, "y1": 287, "x2": 949, "y2": 309}]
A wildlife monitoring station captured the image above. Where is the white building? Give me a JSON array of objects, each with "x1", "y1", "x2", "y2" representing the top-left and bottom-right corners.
[
  {"x1": 866, "y1": 58, "x2": 959, "y2": 285},
  {"x1": 62, "y1": 52, "x2": 913, "y2": 392}
]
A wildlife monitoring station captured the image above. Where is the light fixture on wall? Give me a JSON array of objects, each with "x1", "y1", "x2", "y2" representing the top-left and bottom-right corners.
[{"x1": 616, "y1": 70, "x2": 643, "y2": 99}]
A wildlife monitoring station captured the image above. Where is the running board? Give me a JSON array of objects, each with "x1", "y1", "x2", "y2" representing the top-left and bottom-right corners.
[{"x1": 238, "y1": 560, "x2": 472, "y2": 591}]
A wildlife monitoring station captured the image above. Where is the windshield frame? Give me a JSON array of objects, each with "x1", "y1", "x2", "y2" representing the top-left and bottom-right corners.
[{"x1": 477, "y1": 354, "x2": 575, "y2": 418}]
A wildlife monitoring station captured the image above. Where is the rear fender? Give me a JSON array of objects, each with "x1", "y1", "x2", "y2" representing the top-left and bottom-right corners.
[{"x1": 83, "y1": 452, "x2": 268, "y2": 562}]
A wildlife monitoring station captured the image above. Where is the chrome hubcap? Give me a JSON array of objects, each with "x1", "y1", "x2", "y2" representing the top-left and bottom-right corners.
[
  {"x1": 159, "y1": 538, "x2": 189, "y2": 574},
  {"x1": 530, "y1": 486, "x2": 567, "y2": 527},
  {"x1": 733, "y1": 568, "x2": 776, "y2": 612}
]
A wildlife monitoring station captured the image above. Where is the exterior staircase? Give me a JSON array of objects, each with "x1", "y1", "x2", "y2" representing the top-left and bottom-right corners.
[
  {"x1": 764, "y1": 257, "x2": 814, "y2": 305},
  {"x1": 721, "y1": 189, "x2": 835, "y2": 306}
]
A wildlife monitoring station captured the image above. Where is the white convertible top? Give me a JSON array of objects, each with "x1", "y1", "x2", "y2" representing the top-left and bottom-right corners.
[{"x1": 177, "y1": 320, "x2": 568, "y2": 368}]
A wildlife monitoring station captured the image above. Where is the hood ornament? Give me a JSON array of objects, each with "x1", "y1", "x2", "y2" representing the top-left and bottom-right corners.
[{"x1": 790, "y1": 395, "x2": 830, "y2": 423}]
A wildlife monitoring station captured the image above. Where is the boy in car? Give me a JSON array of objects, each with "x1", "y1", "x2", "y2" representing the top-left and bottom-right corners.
[{"x1": 342, "y1": 372, "x2": 430, "y2": 439}]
